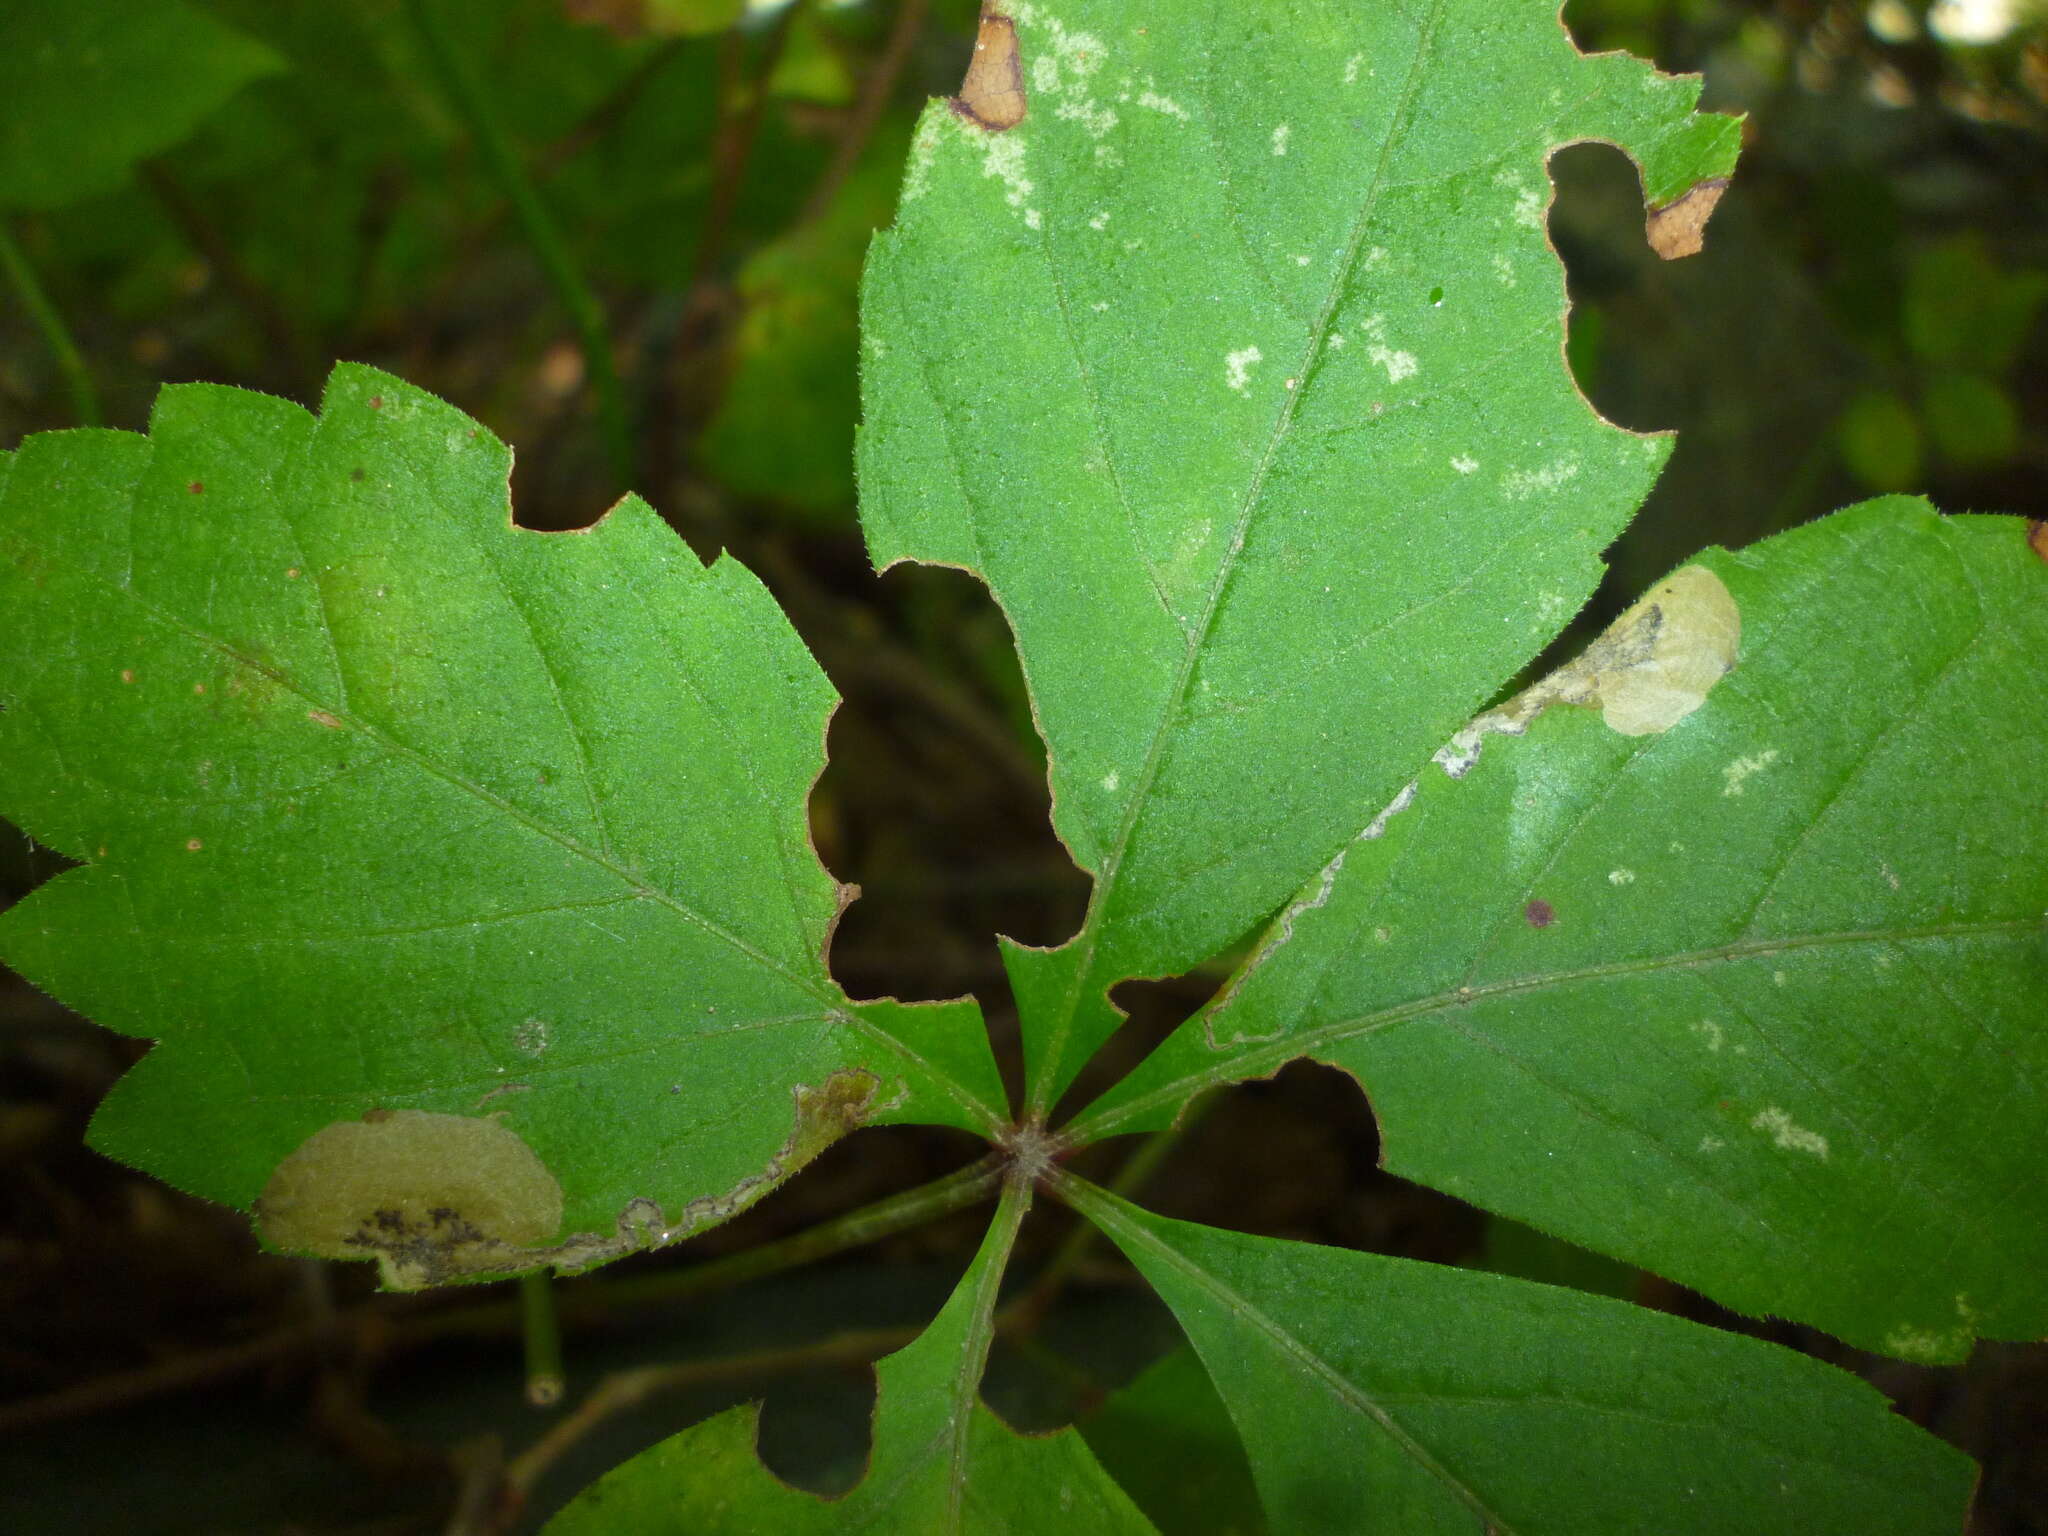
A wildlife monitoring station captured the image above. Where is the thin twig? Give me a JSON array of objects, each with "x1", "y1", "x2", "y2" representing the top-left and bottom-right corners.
[
  {"x1": 798, "y1": 0, "x2": 930, "y2": 226},
  {"x1": 0, "y1": 219, "x2": 101, "y2": 425},
  {"x1": 401, "y1": 0, "x2": 634, "y2": 486},
  {"x1": 501, "y1": 1322, "x2": 918, "y2": 1501}
]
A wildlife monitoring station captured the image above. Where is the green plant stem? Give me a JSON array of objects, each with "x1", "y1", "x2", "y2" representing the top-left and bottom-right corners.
[
  {"x1": 400, "y1": 0, "x2": 633, "y2": 487},
  {"x1": 601, "y1": 1151, "x2": 1006, "y2": 1310},
  {"x1": 519, "y1": 1270, "x2": 566, "y2": 1409},
  {"x1": 0, "y1": 220, "x2": 101, "y2": 426}
]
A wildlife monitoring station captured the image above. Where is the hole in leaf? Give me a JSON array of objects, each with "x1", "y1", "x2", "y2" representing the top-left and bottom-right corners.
[{"x1": 806, "y1": 560, "x2": 1090, "y2": 1008}]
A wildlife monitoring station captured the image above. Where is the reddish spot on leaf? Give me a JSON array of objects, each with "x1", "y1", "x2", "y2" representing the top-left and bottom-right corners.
[
  {"x1": 351, "y1": 468, "x2": 365, "y2": 482},
  {"x1": 368, "y1": 395, "x2": 383, "y2": 410},
  {"x1": 2028, "y1": 519, "x2": 2047, "y2": 563},
  {"x1": 187, "y1": 481, "x2": 204, "y2": 495},
  {"x1": 307, "y1": 709, "x2": 344, "y2": 730},
  {"x1": 184, "y1": 838, "x2": 203, "y2": 852},
  {"x1": 1524, "y1": 898, "x2": 1555, "y2": 928}
]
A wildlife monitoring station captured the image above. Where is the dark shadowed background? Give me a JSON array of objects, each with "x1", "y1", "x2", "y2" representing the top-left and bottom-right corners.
[{"x1": 3, "y1": 1, "x2": 2044, "y2": 1531}]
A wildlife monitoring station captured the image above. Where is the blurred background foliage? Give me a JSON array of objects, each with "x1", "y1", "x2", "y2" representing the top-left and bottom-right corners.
[{"x1": 2, "y1": 1, "x2": 2044, "y2": 1532}]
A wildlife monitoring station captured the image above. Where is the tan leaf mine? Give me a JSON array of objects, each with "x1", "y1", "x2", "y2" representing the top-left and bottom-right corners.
[
  {"x1": 1434, "y1": 565, "x2": 1741, "y2": 777},
  {"x1": 954, "y1": 4, "x2": 1028, "y2": 131},
  {"x1": 1645, "y1": 178, "x2": 1729, "y2": 260},
  {"x1": 257, "y1": 1070, "x2": 889, "y2": 1290},
  {"x1": 255, "y1": 1109, "x2": 564, "y2": 1288}
]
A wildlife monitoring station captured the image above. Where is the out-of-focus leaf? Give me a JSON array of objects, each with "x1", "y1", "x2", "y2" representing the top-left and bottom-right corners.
[
  {"x1": 0, "y1": 0, "x2": 282, "y2": 211},
  {"x1": 1921, "y1": 371, "x2": 2017, "y2": 468},
  {"x1": 1836, "y1": 388, "x2": 1922, "y2": 489},
  {"x1": 1903, "y1": 234, "x2": 2048, "y2": 375},
  {"x1": 1081, "y1": 1348, "x2": 1267, "y2": 1536},
  {"x1": 1079, "y1": 499, "x2": 2048, "y2": 1361},
  {"x1": 1071, "y1": 1183, "x2": 1976, "y2": 1536},
  {"x1": 700, "y1": 130, "x2": 908, "y2": 516}
]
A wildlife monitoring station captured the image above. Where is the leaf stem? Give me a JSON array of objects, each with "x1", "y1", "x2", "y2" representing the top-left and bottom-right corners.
[
  {"x1": 400, "y1": 0, "x2": 633, "y2": 487},
  {"x1": 519, "y1": 1270, "x2": 566, "y2": 1408},
  {"x1": 594, "y1": 1151, "x2": 1005, "y2": 1310},
  {"x1": 0, "y1": 219, "x2": 101, "y2": 426}
]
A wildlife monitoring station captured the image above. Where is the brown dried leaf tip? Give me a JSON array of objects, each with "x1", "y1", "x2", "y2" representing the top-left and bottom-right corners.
[
  {"x1": 954, "y1": 4, "x2": 1027, "y2": 131},
  {"x1": 2028, "y1": 519, "x2": 2048, "y2": 564},
  {"x1": 1646, "y1": 178, "x2": 1729, "y2": 260}
]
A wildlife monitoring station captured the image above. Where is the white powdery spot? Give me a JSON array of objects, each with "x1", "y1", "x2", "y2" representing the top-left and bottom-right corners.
[
  {"x1": 1294, "y1": 253, "x2": 1312, "y2": 266},
  {"x1": 1500, "y1": 458, "x2": 1581, "y2": 500},
  {"x1": 1101, "y1": 770, "x2": 1120, "y2": 792},
  {"x1": 1493, "y1": 252, "x2": 1517, "y2": 286},
  {"x1": 1057, "y1": 99, "x2": 1120, "y2": 139},
  {"x1": 1359, "y1": 314, "x2": 1417, "y2": 383},
  {"x1": 1024, "y1": 208, "x2": 1043, "y2": 230},
  {"x1": 1090, "y1": 300, "x2": 1109, "y2": 312},
  {"x1": 1364, "y1": 245, "x2": 1389, "y2": 269},
  {"x1": 1751, "y1": 1106, "x2": 1829, "y2": 1159},
  {"x1": 1271, "y1": 123, "x2": 1292, "y2": 156},
  {"x1": 1721, "y1": 749, "x2": 1779, "y2": 797},
  {"x1": 1088, "y1": 209, "x2": 1110, "y2": 231},
  {"x1": 1328, "y1": 332, "x2": 1346, "y2": 348},
  {"x1": 1343, "y1": 52, "x2": 1366, "y2": 84},
  {"x1": 1690, "y1": 1018, "x2": 1724, "y2": 1052},
  {"x1": 1772, "y1": 970, "x2": 1788, "y2": 987},
  {"x1": 1609, "y1": 867, "x2": 1636, "y2": 885},
  {"x1": 975, "y1": 131, "x2": 1035, "y2": 221},
  {"x1": 1136, "y1": 89, "x2": 1190, "y2": 121},
  {"x1": 1451, "y1": 454, "x2": 1478, "y2": 474},
  {"x1": 1698, "y1": 1135, "x2": 1725, "y2": 1153},
  {"x1": 1225, "y1": 345, "x2": 1262, "y2": 394},
  {"x1": 1513, "y1": 187, "x2": 1545, "y2": 229}
]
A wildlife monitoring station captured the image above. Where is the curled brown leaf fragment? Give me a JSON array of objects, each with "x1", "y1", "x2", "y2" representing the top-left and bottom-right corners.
[
  {"x1": 954, "y1": 4, "x2": 1027, "y2": 131},
  {"x1": 1646, "y1": 178, "x2": 1728, "y2": 260}
]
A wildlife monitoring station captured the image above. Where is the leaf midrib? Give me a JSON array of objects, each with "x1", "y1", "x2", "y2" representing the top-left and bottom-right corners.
[
  {"x1": 1070, "y1": 915, "x2": 2040, "y2": 1139},
  {"x1": 1029, "y1": 0, "x2": 1452, "y2": 1112},
  {"x1": 1074, "y1": 1182, "x2": 1518, "y2": 1535}
]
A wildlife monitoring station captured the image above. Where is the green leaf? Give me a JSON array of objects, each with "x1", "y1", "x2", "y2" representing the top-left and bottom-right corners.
[
  {"x1": 857, "y1": 0, "x2": 1741, "y2": 1109},
  {"x1": 547, "y1": 1177, "x2": 1157, "y2": 1534},
  {"x1": 1080, "y1": 1348, "x2": 1267, "y2": 1536},
  {"x1": 1078, "y1": 499, "x2": 2048, "y2": 1360},
  {"x1": 1067, "y1": 1181, "x2": 1976, "y2": 1536},
  {"x1": 0, "y1": 366, "x2": 1006, "y2": 1286},
  {"x1": 699, "y1": 129, "x2": 909, "y2": 517},
  {"x1": 0, "y1": 0, "x2": 283, "y2": 211}
]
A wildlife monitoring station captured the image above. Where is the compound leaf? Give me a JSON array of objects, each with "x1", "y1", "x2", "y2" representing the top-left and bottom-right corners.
[
  {"x1": 858, "y1": 0, "x2": 1740, "y2": 1108},
  {"x1": 1078, "y1": 500, "x2": 2048, "y2": 1360},
  {"x1": 1069, "y1": 1181, "x2": 1975, "y2": 1536},
  {"x1": 0, "y1": 366, "x2": 1006, "y2": 1286}
]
